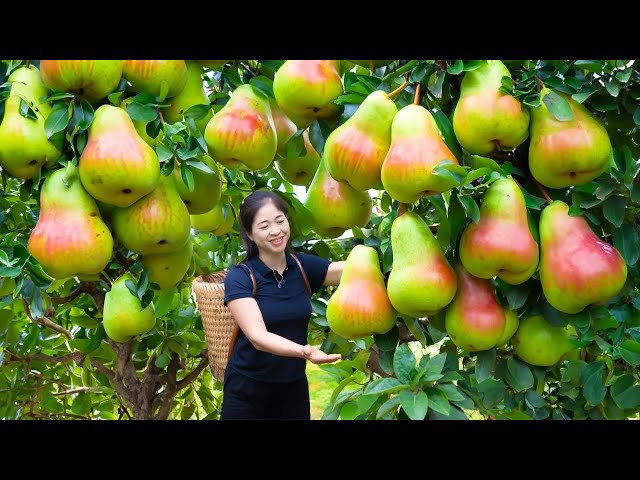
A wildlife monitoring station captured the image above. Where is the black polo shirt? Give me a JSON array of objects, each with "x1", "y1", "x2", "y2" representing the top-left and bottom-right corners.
[{"x1": 223, "y1": 252, "x2": 331, "y2": 383}]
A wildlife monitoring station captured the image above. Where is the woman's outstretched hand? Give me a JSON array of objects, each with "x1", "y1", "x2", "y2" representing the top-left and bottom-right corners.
[{"x1": 302, "y1": 345, "x2": 342, "y2": 365}]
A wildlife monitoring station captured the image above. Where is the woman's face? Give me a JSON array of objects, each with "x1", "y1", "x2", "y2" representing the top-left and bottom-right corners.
[{"x1": 249, "y1": 200, "x2": 290, "y2": 255}]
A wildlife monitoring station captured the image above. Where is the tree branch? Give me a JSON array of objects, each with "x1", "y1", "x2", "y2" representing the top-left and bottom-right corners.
[
  {"x1": 50, "y1": 283, "x2": 96, "y2": 305},
  {"x1": 23, "y1": 299, "x2": 73, "y2": 339},
  {"x1": 366, "y1": 347, "x2": 393, "y2": 378},
  {"x1": 176, "y1": 357, "x2": 209, "y2": 391}
]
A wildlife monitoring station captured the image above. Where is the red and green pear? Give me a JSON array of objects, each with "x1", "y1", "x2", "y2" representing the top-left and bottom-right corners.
[
  {"x1": 459, "y1": 176, "x2": 539, "y2": 285},
  {"x1": 512, "y1": 315, "x2": 577, "y2": 366},
  {"x1": 387, "y1": 211, "x2": 457, "y2": 317},
  {"x1": 0, "y1": 65, "x2": 61, "y2": 179},
  {"x1": 40, "y1": 60, "x2": 124, "y2": 103},
  {"x1": 324, "y1": 90, "x2": 397, "y2": 191},
  {"x1": 270, "y1": 98, "x2": 298, "y2": 158},
  {"x1": 272, "y1": 60, "x2": 343, "y2": 128},
  {"x1": 103, "y1": 272, "x2": 156, "y2": 343},
  {"x1": 452, "y1": 60, "x2": 530, "y2": 155},
  {"x1": 303, "y1": 159, "x2": 372, "y2": 238},
  {"x1": 27, "y1": 164, "x2": 113, "y2": 280},
  {"x1": 326, "y1": 245, "x2": 396, "y2": 340},
  {"x1": 444, "y1": 265, "x2": 507, "y2": 352},
  {"x1": 381, "y1": 104, "x2": 460, "y2": 204},
  {"x1": 529, "y1": 88, "x2": 613, "y2": 189},
  {"x1": 123, "y1": 60, "x2": 187, "y2": 100},
  {"x1": 494, "y1": 309, "x2": 519, "y2": 348},
  {"x1": 204, "y1": 84, "x2": 277, "y2": 171},
  {"x1": 112, "y1": 174, "x2": 191, "y2": 256},
  {"x1": 79, "y1": 104, "x2": 160, "y2": 208},
  {"x1": 539, "y1": 200, "x2": 627, "y2": 314}
]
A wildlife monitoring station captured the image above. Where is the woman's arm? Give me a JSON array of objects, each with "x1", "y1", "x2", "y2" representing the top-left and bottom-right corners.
[
  {"x1": 323, "y1": 260, "x2": 345, "y2": 286},
  {"x1": 227, "y1": 297, "x2": 341, "y2": 364}
]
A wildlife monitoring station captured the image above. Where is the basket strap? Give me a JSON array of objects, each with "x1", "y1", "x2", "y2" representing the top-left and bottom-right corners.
[
  {"x1": 289, "y1": 253, "x2": 312, "y2": 298},
  {"x1": 227, "y1": 263, "x2": 257, "y2": 363}
]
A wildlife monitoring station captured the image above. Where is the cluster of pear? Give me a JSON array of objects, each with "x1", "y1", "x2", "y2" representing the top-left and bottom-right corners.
[
  {"x1": 0, "y1": 60, "x2": 232, "y2": 343},
  {"x1": 318, "y1": 60, "x2": 626, "y2": 367}
]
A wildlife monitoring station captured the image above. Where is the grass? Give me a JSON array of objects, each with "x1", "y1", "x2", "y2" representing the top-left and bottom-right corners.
[{"x1": 306, "y1": 362, "x2": 340, "y2": 420}]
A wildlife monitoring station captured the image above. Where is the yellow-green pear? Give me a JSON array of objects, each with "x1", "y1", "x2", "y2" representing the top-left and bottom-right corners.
[
  {"x1": 512, "y1": 315, "x2": 577, "y2": 367},
  {"x1": 452, "y1": 60, "x2": 530, "y2": 155},
  {"x1": 112, "y1": 174, "x2": 191, "y2": 255},
  {"x1": 529, "y1": 88, "x2": 613, "y2": 189},
  {"x1": 160, "y1": 61, "x2": 213, "y2": 132},
  {"x1": 123, "y1": 60, "x2": 187, "y2": 99},
  {"x1": 173, "y1": 160, "x2": 222, "y2": 214},
  {"x1": 326, "y1": 245, "x2": 396, "y2": 340},
  {"x1": 277, "y1": 130, "x2": 321, "y2": 187},
  {"x1": 0, "y1": 65, "x2": 61, "y2": 179},
  {"x1": 140, "y1": 237, "x2": 194, "y2": 289},
  {"x1": 103, "y1": 272, "x2": 156, "y2": 343},
  {"x1": 27, "y1": 164, "x2": 113, "y2": 280},
  {"x1": 324, "y1": 90, "x2": 397, "y2": 191},
  {"x1": 494, "y1": 309, "x2": 519, "y2": 348},
  {"x1": 204, "y1": 84, "x2": 277, "y2": 171},
  {"x1": 387, "y1": 211, "x2": 457, "y2": 317},
  {"x1": 190, "y1": 203, "x2": 235, "y2": 235},
  {"x1": 40, "y1": 60, "x2": 124, "y2": 104},
  {"x1": 79, "y1": 104, "x2": 160, "y2": 208}
]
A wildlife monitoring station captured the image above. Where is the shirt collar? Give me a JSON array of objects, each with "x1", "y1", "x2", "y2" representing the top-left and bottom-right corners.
[{"x1": 248, "y1": 253, "x2": 297, "y2": 278}]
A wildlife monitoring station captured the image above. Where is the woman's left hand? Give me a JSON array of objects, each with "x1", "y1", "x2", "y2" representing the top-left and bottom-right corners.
[{"x1": 302, "y1": 345, "x2": 342, "y2": 365}]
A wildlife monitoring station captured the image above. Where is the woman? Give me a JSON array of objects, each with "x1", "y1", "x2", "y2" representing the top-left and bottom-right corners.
[{"x1": 221, "y1": 190, "x2": 344, "y2": 420}]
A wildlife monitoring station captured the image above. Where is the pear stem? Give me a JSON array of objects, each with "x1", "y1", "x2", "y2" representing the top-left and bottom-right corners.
[
  {"x1": 397, "y1": 202, "x2": 407, "y2": 216},
  {"x1": 25, "y1": 60, "x2": 30, "y2": 68},
  {"x1": 413, "y1": 83, "x2": 421, "y2": 105},
  {"x1": 534, "y1": 75, "x2": 545, "y2": 92},
  {"x1": 534, "y1": 180, "x2": 552, "y2": 205},
  {"x1": 157, "y1": 110, "x2": 165, "y2": 124},
  {"x1": 369, "y1": 60, "x2": 375, "y2": 72},
  {"x1": 100, "y1": 270, "x2": 114, "y2": 286},
  {"x1": 387, "y1": 79, "x2": 411, "y2": 100}
]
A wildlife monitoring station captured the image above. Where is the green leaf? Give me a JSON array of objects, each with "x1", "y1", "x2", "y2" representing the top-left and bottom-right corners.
[
  {"x1": 446, "y1": 60, "x2": 464, "y2": 76},
  {"x1": 180, "y1": 165, "x2": 195, "y2": 192},
  {"x1": 184, "y1": 104, "x2": 211, "y2": 121},
  {"x1": 610, "y1": 374, "x2": 640, "y2": 410},
  {"x1": 426, "y1": 388, "x2": 451, "y2": 416},
  {"x1": 156, "y1": 143, "x2": 174, "y2": 162},
  {"x1": 506, "y1": 357, "x2": 534, "y2": 391},
  {"x1": 398, "y1": 389, "x2": 429, "y2": 420},
  {"x1": 525, "y1": 389, "x2": 547, "y2": 409},
  {"x1": 543, "y1": 91, "x2": 574, "y2": 121},
  {"x1": 438, "y1": 383, "x2": 466, "y2": 402},
  {"x1": 126, "y1": 101, "x2": 158, "y2": 123},
  {"x1": 19, "y1": 99, "x2": 37, "y2": 120},
  {"x1": 580, "y1": 361, "x2": 607, "y2": 406},
  {"x1": 376, "y1": 396, "x2": 401, "y2": 419},
  {"x1": 45, "y1": 106, "x2": 69, "y2": 139},
  {"x1": 602, "y1": 195, "x2": 626, "y2": 227},
  {"x1": 617, "y1": 340, "x2": 640, "y2": 367},
  {"x1": 393, "y1": 343, "x2": 416, "y2": 383},
  {"x1": 363, "y1": 377, "x2": 405, "y2": 396},
  {"x1": 71, "y1": 393, "x2": 92, "y2": 416},
  {"x1": 422, "y1": 352, "x2": 447, "y2": 381},
  {"x1": 409, "y1": 63, "x2": 429, "y2": 83},
  {"x1": 154, "y1": 352, "x2": 171, "y2": 369},
  {"x1": 605, "y1": 79, "x2": 620, "y2": 97},
  {"x1": 374, "y1": 326, "x2": 399, "y2": 352},
  {"x1": 475, "y1": 349, "x2": 496, "y2": 383},
  {"x1": 463, "y1": 152, "x2": 506, "y2": 175},
  {"x1": 154, "y1": 287, "x2": 176, "y2": 318},
  {"x1": 458, "y1": 194, "x2": 480, "y2": 223},
  {"x1": 403, "y1": 316, "x2": 427, "y2": 347},
  {"x1": 633, "y1": 107, "x2": 640, "y2": 126},
  {"x1": 612, "y1": 223, "x2": 640, "y2": 266}
]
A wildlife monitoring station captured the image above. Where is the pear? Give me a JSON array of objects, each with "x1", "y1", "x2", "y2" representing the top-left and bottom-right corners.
[
  {"x1": 120, "y1": 97, "x2": 163, "y2": 148},
  {"x1": 112, "y1": 174, "x2": 191, "y2": 256},
  {"x1": 173, "y1": 160, "x2": 222, "y2": 214},
  {"x1": 459, "y1": 176, "x2": 539, "y2": 285},
  {"x1": 204, "y1": 84, "x2": 277, "y2": 171},
  {"x1": 140, "y1": 237, "x2": 193, "y2": 289},
  {"x1": 381, "y1": 104, "x2": 460, "y2": 204},
  {"x1": 190, "y1": 203, "x2": 235, "y2": 235},
  {"x1": 303, "y1": 159, "x2": 372, "y2": 238},
  {"x1": 27, "y1": 164, "x2": 113, "y2": 280},
  {"x1": 444, "y1": 264, "x2": 507, "y2": 352},
  {"x1": 326, "y1": 245, "x2": 396, "y2": 340},
  {"x1": 0, "y1": 65, "x2": 61, "y2": 179},
  {"x1": 387, "y1": 211, "x2": 457, "y2": 317},
  {"x1": 512, "y1": 315, "x2": 577, "y2": 367},
  {"x1": 452, "y1": 60, "x2": 530, "y2": 155},
  {"x1": 123, "y1": 60, "x2": 187, "y2": 99},
  {"x1": 272, "y1": 60, "x2": 344, "y2": 128},
  {"x1": 324, "y1": 90, "x2": 397, "y2": 191},
  {"x1": 270, "y1": 98, "x2": 298, "y2": 158},
  {"x1": 494, "y1": 309, "x2": 519, "y2": 348},
  {"x1": 198, "y1": 60, "x2": 229, "y2": 70},
  {"x1": 103, "y1": 272, "x2": 156, "y2": 343},
  {"x1": 529, "y1": 88, "x2": 613, "y2": 189},
  {"x1": 539, "y1": 200, "x2": 627, "y2": 314},
  {"x1": 277, "y1": 130, "x2": 321, "y2": 187},
  {"x1": 79, "y1": 104, "x2": 160, "y2": 208},
  {"x1": 39, "y1": 60, "x2": 124, "y2": 104},
  {"x1": 160, "y1": 60, "x2": 213, "y2": 132}
]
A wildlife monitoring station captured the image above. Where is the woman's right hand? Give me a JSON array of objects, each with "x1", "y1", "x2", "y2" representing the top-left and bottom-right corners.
[{"x1": 302, "y1": 345, "x2": 342, "y2": 365}]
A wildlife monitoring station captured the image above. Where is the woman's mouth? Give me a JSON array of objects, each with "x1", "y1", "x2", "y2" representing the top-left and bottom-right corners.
[{"x1": 270, "y1": 237, "x2": 284, "y2": 246}]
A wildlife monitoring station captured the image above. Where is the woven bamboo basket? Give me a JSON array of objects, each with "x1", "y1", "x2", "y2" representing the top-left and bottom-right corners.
[{"x1": 192, "y1": 271, "x2": 235, "y2": 382}]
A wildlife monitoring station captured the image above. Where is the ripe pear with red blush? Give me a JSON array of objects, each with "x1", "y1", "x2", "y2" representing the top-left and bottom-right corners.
[
  {"x1": 123, "y1": 60, "x2": 187, "y2": 99},
  {"x1": 539, "y1": 200, "x2": 627, "y2": 314},
  {"x1": 444, "y1": 265, "x2": 508, "y2": 352},
  {"x1": 459, "y1": 176, "x2": 539, "y2": 285},
  {"x1": 452, "y1": 60, "x2": 530, "y2": 156},
  {"x1": 79, "y1": 104, "x2": 160, "y2": 208},
  {"x1": 303, "y1": 159, "x2": 372, "y2": 238},
  {"x1": 324, "y1": 90, "x2": 397, "y2": 191},
  {"x1": 326, "y1": 245, "x2": 396, "y2": 340},
  {"x1": 204, "y1": 84, "x2": 277, "y2": 171},
  {"x1": 387, "y1": 211, "x2": 457, "y2": 317},
  {"x1": 381, "y1": 104, "x2": 460, "y2": 204},
  {"x1": 273, "y1": 60, "x2": 343, "y2": 128},
  {"x1": 27, "y1": 164, "x2": 113, "y2": 280},
  {"x1": 529, "y1": 88, "x2": 613, "y2": 189},
  {"x1": 40, "y1": 60, "x2": 124, "y2": 104}
]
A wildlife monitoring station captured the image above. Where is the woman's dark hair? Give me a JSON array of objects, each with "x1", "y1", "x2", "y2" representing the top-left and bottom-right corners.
[{"x1": 239, "y1": 190, "x2": 293, "y2": 259}]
